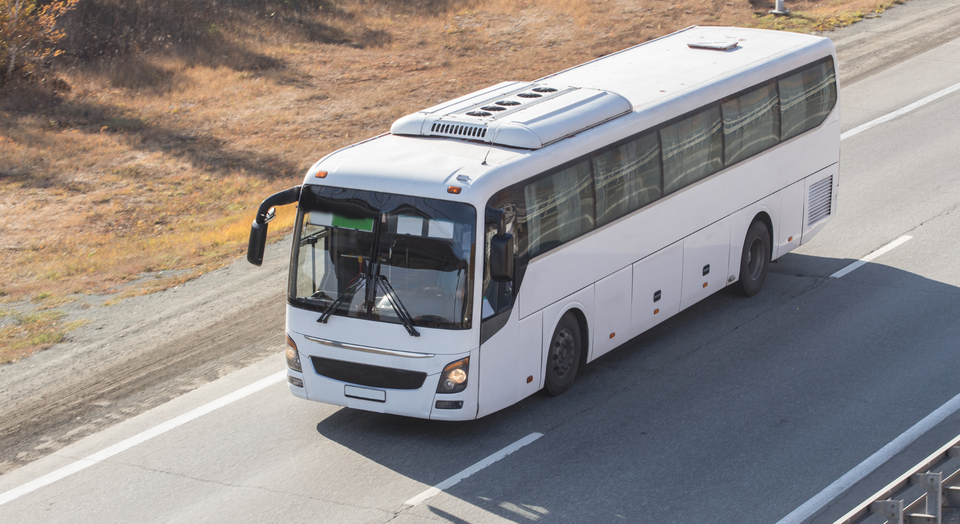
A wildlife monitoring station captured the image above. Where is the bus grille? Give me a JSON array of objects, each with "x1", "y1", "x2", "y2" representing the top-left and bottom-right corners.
[
  {"x1": 311, "y1": 357, "x2": 427, "y2": 390},
  {"x1": 807, "y1": 176, "x2": 833, "y2": 227}
]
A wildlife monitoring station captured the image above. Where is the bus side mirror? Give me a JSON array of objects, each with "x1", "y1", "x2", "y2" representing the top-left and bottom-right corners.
[
  {"x1": 489, "y1": 233, "x2": 514, "y2": 282},
  {"x1": 247, "y1": 186, "x2": 301, "y2": 266},
  {"x1": 247, "y1": 211, "x2": 272, "y2": 266},
  {"x1": 486, "y1": 207, "x2": 506, "y2": 235}
]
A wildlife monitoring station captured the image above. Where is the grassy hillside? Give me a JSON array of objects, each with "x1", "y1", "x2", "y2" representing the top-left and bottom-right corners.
[{"x1": 0, "y1": 0, "x2": 900, "y2": 361}]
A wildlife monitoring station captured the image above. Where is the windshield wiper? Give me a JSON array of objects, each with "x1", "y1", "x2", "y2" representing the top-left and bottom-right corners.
[
  {"x1": 375, "y1": 275, "x2": 420, "y2": 337},
  {"x1": 317, "y1": 275, "x2": 367, "y2": 324}
]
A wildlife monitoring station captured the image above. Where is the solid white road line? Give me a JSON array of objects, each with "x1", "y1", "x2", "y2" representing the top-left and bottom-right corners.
[
  {"x1": 0, "y1": 370, "x2": 286, "y2": 508},
  {"x1": 830, "y1": 235, "x2": 912, "y2": 279},
  {"x1": 776, "y1": 390, "x2": 960, "y2": 524},
  {"x1": 404, "y1": 432, "x2": 544, "y2": 507},
  {"x1": 840, "y1": 81, "x2": 960, "y2": 141}
]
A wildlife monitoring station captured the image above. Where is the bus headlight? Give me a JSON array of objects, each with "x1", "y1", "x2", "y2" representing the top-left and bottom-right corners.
[
  {"x1": 285, "y1": 333, "x2": 302, "y2": 372},
  {"x1": 437, "y1": 357, "x2": 469, "y2": 394}
]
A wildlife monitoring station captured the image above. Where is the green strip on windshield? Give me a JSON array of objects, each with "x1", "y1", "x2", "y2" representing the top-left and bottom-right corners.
[{"x1": 332, "y1": 215, "x2": 374, "y2": 232}]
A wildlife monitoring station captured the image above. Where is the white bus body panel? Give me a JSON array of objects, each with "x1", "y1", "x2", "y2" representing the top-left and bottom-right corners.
[
  {"x1": 776, "y1": 181, "x2": 805, "y2": 259},
  {"x1": 286, "y1": 306, "x2": 480, "y2": 420},
  {"x1": 476, "y1": 313, "x2": 518, "y2": 418},
  {"x1": 517, "y1": 312, "x2": 544, "y2": 401},
  {"x1": 680, "y1": 218, "x2": 731, "y2": 310},
  {"x1": 476, "y1": 308, "x2": 543, "y2": 418},
  {"x1": 631, "y1": 241, "x2": 683, "y2": 341},
  {"x1": 593, "y1": 267, "x2": 633, "y2": 361}
]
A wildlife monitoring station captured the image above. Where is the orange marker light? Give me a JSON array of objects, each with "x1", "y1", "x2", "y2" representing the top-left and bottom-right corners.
[
  {"x1": 447, "y1": 186, "x2": 462, "y2": 194},
  {"x1": 654, "y1": 308, "x2": 659, "y2": 315},
  {"x1": 609, "y1": 332, "x2": 615, "y2": 339},
  {"x1": 315, "y1": 171, "x2": 328, "y2": 178},
  {"x1": 703, "y1": 282, "x2": 708, "y2": 288},
  {"x1": 526, "y1": 375, "x2": 533, "y2": 384}
]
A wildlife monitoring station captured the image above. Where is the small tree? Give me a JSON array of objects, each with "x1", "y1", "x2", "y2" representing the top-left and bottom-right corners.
[{"x1": 0, "y1": 0, "x2": 78, "y2": 82}]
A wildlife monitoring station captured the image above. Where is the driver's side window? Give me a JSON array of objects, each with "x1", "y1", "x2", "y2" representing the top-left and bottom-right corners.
[{"x1": 482, "y1": 191, "x2": 517, "y2": 319}]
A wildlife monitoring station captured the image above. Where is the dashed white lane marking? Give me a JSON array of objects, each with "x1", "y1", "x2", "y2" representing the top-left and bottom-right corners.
[
  {"x1": 776, "y1": 390, "x2": 960, "y2": 524},
  {"x1": 841, "y1": 81, "x2": 960, "y2": 141},
  {"x1": 0, "y1": 371, "x2": 286, "y2": 507},
  {"x1": 404, "y1": 432, "x2": 544, "y2": 507},
  {"x1": 830, "y1": 236, "x2": 912, "y2": 279}
]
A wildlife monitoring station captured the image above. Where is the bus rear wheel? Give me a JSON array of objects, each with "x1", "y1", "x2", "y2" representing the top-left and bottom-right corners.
[
  {"x1": 545, "y1": 312, "x2": 581, "y2": 396},
  {"x1": 734, "y1": 220, "x2": 771, "y2": 296}
]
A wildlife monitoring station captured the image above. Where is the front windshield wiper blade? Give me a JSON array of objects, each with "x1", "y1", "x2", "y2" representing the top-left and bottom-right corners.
[
  {"x1": 375, "y1": 275, "x2": 420, "y2": 337},
  {"x1": 317, "y1": 275, "x2": 367, "y2": 324}
]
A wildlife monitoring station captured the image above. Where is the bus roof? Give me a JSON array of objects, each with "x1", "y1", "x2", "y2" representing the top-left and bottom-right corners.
[
  {"x1": 540, "y1": 25, "x2": 829, "y2": 112},
  {"x1": 307, "y1": 26, "x2": 834, "y2": 200}
]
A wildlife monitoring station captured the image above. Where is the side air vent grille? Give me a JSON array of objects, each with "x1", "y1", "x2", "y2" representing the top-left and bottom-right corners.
[
  {"x1": 312, "y1": 356, "x2": 427, "y2": 390},
  {"x1": 807, "y1": 175, "x2": 833, "y2": 227},
  {"x1": 429, "y1": 122, "x2": 488, "y2": 139}
]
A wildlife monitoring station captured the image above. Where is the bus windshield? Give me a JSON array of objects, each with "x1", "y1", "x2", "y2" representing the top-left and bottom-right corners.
[{"x1": 290, "y1": 185, "x2": 476, "y2": 331}]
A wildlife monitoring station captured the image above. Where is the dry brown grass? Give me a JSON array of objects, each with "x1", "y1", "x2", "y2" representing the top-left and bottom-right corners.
[{"x1": 0, "y1": 0, "x2": 903, "y2": 361}]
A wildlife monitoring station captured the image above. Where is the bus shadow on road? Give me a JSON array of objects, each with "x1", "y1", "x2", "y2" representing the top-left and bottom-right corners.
[{"x1": 314, "y1": 252, "x2": 960, "y2": 523}]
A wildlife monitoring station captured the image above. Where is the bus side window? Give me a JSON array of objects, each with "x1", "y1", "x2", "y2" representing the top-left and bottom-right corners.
[
  {"x1": 593, "y1": 131, "x2": 661, "y2": 226},
  {"x1": 661, "y1": 105, "x2": 723, "y2": 195},
  {"x1": 483, "y1": 195, "x2": 517, "y2": 319},
  {"x1": 780, "y1": 59, "x2": 837, "y2": 141},
  {"x1": 523, "y1": 159, "x2": 594, "y2": 258},
  {"x1": 722, "y1": 80, "x2": 780, "y2": 165}
]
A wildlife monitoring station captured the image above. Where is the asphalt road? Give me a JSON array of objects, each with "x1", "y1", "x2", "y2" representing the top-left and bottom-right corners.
[{"x1": 3, "y1": 2, "x2": 960, "y2": 522}]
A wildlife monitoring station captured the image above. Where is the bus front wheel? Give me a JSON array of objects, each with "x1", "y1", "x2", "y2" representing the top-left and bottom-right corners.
[
  {"x1": 545, "y1": 312, "x2": 581, "y2": 396},
  {"x1": 734, "y1": 220, "x2": 771, "y2": 296}
]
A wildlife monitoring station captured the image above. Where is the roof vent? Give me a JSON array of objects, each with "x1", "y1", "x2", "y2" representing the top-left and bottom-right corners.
[
  {"x1": 390, "y1": 81, "x2": 632, "y2": 149},
  {"x1": 687, "y1": 38, "x2": 739, "y2": 51}
]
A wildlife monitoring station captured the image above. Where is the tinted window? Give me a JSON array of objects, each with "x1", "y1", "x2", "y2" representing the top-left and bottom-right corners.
[
  {"x1": 723, "y1": 80, "x2": 780, "y2": 165},
  {"x1": 593, "y1": 132, "x2": 661, "y2": 226},
  {"x1": 661, "y1": 106, "x2": 723, "y2": 195},
  {"x1": 523, "y1": 160, "x2": 595, "y2": 258},
  {"x1": 482, "y1": 191, "x2": 517, "y2": 319},
  {"x1": 780, "y1": 59, "x2": 837, "y2": 141}
]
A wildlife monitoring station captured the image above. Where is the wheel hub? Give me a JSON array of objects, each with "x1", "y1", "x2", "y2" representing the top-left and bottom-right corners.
[{"x1": 551, "y1": 329, "x2": 575, "y2": 377}]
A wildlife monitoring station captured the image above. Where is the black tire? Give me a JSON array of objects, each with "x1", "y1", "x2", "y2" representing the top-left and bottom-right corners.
[
  {"x1": 733, "y1": 220, "x2": 771, "y2": 296},
  {"x1": 544, "y1": 312, "x2": 582, "y2": 396}
]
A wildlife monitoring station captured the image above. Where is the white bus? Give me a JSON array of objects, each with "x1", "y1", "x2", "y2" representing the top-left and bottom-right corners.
[{"x1": 247, "y1": 26, "x2": 839, "y2": 420}]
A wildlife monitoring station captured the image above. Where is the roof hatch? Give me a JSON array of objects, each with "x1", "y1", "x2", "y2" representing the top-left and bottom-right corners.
[{"x1": 391, "y1": 81, "x2": 632, "y2": 149}]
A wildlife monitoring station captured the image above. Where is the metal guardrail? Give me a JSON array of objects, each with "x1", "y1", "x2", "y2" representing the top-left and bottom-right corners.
[{"x1": 836, "y1": 434, "x2": 960, "y2": 524}]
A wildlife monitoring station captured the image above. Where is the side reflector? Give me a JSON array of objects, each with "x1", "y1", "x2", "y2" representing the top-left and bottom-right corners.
[
  {"x1": 609, "y1": 332, "x2": 615, "y2": 339},
  {"x1": 789, "y1": 236, "x2": 794, "y2": 242},
  {"x1": 526, "y1": 375, "x2": 533, "y2": 384},
  {"x1": 703, "y1": 282, "x2": 708, "y2": 288},
  {"x1": 654, "y1": 308, "x2": 659, "y2": 315},
  {"x1": 447, "y1": 186, "x2": 462, "y2": 194},
  {"x1": 315, "y1": 171, "x2": 328, "y2": 178}
]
